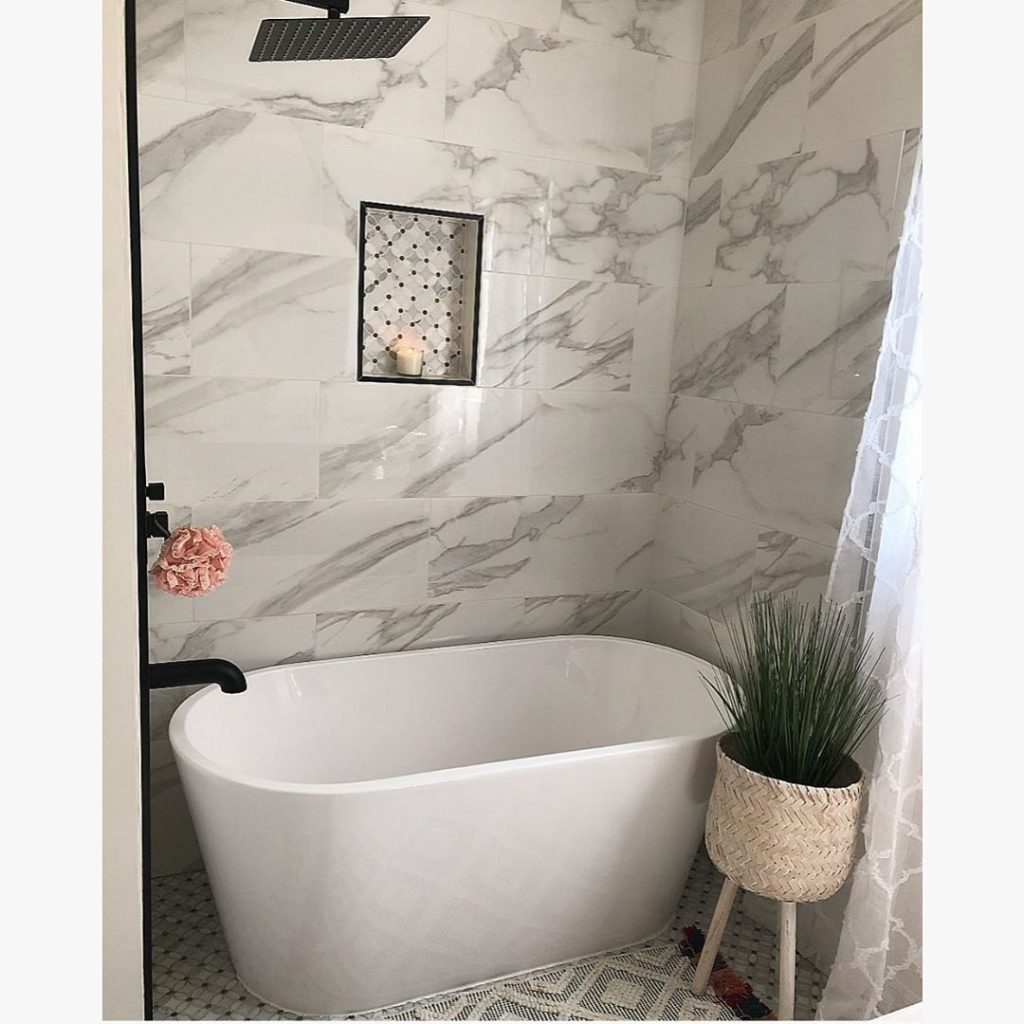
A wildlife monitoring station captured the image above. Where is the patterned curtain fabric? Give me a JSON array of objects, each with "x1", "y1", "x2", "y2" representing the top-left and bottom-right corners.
[{"x1": 817, "y1": 154, "x2": 923, "y2": 1020}]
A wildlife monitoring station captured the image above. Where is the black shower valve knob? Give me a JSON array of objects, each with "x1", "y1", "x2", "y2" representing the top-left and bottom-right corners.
[{"x1": 146, "y1": 481, "x2": 165, "y2": 501}]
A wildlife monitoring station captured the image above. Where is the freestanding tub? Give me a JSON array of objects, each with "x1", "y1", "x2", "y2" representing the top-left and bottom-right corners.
[{"x1": 169, "y1": 635, "x2": 723, "y2": 1016}]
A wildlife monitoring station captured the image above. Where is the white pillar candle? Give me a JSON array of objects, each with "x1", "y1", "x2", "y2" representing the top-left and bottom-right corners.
[{"x1": 395, "y1": 343, "x2": 423, "y2": 377}]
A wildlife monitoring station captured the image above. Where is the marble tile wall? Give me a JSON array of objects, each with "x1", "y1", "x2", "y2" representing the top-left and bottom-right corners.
[
  {"x1": 136, "y1": 0, "x2": 703, "y2": 875},
  {"x1": 650, "y1": 0, "x2": 921, "y2": 665},
  {"x1": 137, "y1": 0, "x2": 921, "y2": 882}
]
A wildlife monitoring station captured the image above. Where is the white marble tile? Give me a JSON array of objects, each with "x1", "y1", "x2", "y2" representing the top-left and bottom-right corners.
[
  {"x1": 678, "y1": 174, "x2": 722, "y2": 288},
  {"x1": 671, "y1": 284, "x2": 787, "y2": 401},
  {"x1": 314, "y1": 597, "x2": 522, "y2": 658},
  {"x1": 651, "y1": 496, "x2": 757, "y2": 618},
  {"x1": 190, "y1": 498, "x2": 431, "y2": 619},
  {"x1": 804, "y1": 0, "x2": 922, "y2": 152},
  {"x1": 184, "y1": 0, "x2": 448, "y2": 139},
  {"x1": 319, "y1": 383, "x2": 434, "y2": 498},
  {"x1": 530, "y1": 392, "x2": 668, "y2": 495},
  {"x1": 559, "y1": 1, "x2": 705, "y2": 61},
  {"x1": 322, "y1": 126, "x2": 550, "y2": 273},
  {"x1": 144, "y1": 375, "x2": 320, "y2": 502},
  {"x1": 736, "y1": 0, "x2": 844, "y2": 46},
  {"x1": 682, "y1": 395, "x2": 862, "y2": 545},
  {"x1": 444, "y1": 13, "x2": 658, "y2": 171},
  {"x1": 658, "y1": 393, "x2": 697, "y2": 501},
  {"x1": 137, "y1": 0, "x2": 186, "y2": 99},
  {"x1": 320, "y1": 384, "x2": 537, "y2": 499},
  {"x1": 533, "y1": 279, "x2": 639, "y2": 390},
  {"x1": 545, "y1": 162, "x2": 686, "y2": 287},
  {"x1": 826, "y1": 280, "x2": 891, "y2": 416},
  {"x1": 691, "y1": 23, "x2": 814, "y2": 177},
  {"x1": 521, "y1": 589, "x2": 649, "y2": 640},
  {"x1": 142, "y1": 240, "x2": 191, "y2": 375},
  {"x1": 145, "y1": 375, "x2": 319, "y2": 444},
  {"x1": 651, "y1": 57, "x2": 699, "y2": 180},
  {"x1": 427, "y1": 494, "x2": 624, "y2": 599},
  {"x1": 477, "y1": 272, "x2": 544, "y2": 388},
  {"x1": 612, "y1": 493, "x2": 659, "y2": 588},
  {"x1": 424, "y1": 0, "x2": 562, "y2": 30},
  {"x1": 700, "y1": 0, "x2": 741, "y2": 59},
  {"x1": 189, "y1": 244, "x2": 356, "y2": 380},
  {"x1": 671, "y1": 279, "x2": 889, "y2": 417},
  {"x1": 138, "y1": 95, "x2": 324, "y2": 253},
  {"x1": 478, "y1": 275, "x2": 639, "y2": 390},
  {"x1": 418, "y1": 387, "x2": 538, "y2": 495},
  {"x1": 146, "y1": 436, "x2": 319, "y2": 504},
  {"x1": 629, "y1": 286, "x2": 678, "y2": 393},
  {"x1": 753, "y1": 530, "x2": 834, "y2": 603},
  {"x1": 715, "y1": 132, "x2": 904, "y2": 285},
  {"x1": 647, "y1": 590, "x2": 726, "y2": 666}
]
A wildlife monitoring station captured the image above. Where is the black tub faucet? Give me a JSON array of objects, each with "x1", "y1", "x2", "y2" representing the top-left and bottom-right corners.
[{"x1": 148, "y1": 658, "x2": 247, "y2": 694}]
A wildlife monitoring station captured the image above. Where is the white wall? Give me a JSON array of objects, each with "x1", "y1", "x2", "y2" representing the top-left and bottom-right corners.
[{"x1": 103, "y1": 0, "x2": 145, "y2": 1016}]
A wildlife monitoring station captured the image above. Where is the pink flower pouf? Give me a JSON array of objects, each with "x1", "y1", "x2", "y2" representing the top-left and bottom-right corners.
[{"x1": 150, "y1": 524, "x2": 234, "y2": 597}]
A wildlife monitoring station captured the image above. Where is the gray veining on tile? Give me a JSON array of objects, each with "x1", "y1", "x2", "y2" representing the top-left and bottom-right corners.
[
  {"x1": 629, "y1": 287, "x2": 678, "y2": 393},
  {"x1": 188, "y1": 499, "x2": 431, "y2": 620},
  {"x1": 804, "y1": 0, "x2": 922, "y2": 152},
  {"x1": 444, "y1": 13, "x2": 658, "y2": 171},
  {"x1": 671, "y1": 284, "x2": 787, "y2": 400},
  {"x1": 680, "y1": 395, "x2": 863, "y2": 545},
  {"x1": 522, "y1": 589, "x2": 648, "y2": 640},
  {"x1": 651, "y1": 497, "x2": 757, "y2": 618},
  {"x1": 651, "y1": 57, "x2": 699, "y2": 180},
  {"x1": 753, "y1": 530, "x2": 834, "y2": 603},
  {"x1": 546, "y1": 163, "x2": 686, "y2": 287},
  {"x1": 677, "y1": 174, "x2": 721, "y2": 288},
  {"x1": 715, "y1": 132, "x2": 903, "y2": 285},
  {"x1": 691, "y1": 24, "x2": 814, "y2": 177},
  {"x1": 139, "y1": 96, "x2": 324, "y2": 254},
  {"x1": 427, "y1": 495, "x2": 627, "y2": 600},
  {"x1": 189, "y1": 245, "x2": 357, "y2": 380},
  {"x1": 558, "y1": 0, "x2": 706, "y2": 62},
  {"x1": 315, "y1": 599, "x2": 522, "y2": 659},
  {"x1": 531, "y1": 393, "x2": 668, "y2": 495},
  {"x1": 737, "y1": 0, "x2": 843, "y2": 47},
  {"x1": 322, "y1": 127, "x2": 550, "y2": 273},
  {"x1": 136, "y1": 0, "x2": 186, "y2": 99},
  {"x1": 142, "y1": 240, "x2": 191, "y2": 375}
]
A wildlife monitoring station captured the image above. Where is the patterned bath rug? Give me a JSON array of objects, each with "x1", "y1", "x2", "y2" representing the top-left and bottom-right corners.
[{"x1": 356, "y1": 931, "x2": 772, "y2": 1021}]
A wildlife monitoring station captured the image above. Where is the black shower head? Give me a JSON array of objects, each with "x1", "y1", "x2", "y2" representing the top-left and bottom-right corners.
[{"x1": 249, "y1": 1, "x2": 429, "y2": 62}]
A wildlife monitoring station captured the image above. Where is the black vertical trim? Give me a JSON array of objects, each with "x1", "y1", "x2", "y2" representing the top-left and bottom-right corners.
[{"x1": 123, "y1": 0, "x2": 154, "y2": 1017}]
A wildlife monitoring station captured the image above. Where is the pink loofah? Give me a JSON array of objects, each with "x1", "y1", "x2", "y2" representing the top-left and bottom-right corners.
[{"x1": 150, "y1": 524, "x2": 234, "y2": 597}]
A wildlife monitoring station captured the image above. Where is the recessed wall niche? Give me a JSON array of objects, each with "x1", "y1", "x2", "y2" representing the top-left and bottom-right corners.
[{"x1": 357, "y1": 202, "x2": 483, "y2": 385}]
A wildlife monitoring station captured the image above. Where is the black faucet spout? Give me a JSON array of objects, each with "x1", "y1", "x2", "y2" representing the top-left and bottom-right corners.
[{"x1": 148, "y1": 658, "x2": 247, "y2": 694}]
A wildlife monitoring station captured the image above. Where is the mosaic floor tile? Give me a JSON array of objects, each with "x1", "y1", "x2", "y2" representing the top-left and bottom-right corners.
[{"x1": 152, "y1": 849, "x2": 825, "y2": 1021}]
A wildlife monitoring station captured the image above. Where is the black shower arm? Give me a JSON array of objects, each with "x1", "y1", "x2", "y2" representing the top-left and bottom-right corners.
[
  {"x1": 280, "y1": 0, "x2": 350, "y2": 15},
  {"x1": 148, "y1": 659, "x2": 247, "y2": 694}
]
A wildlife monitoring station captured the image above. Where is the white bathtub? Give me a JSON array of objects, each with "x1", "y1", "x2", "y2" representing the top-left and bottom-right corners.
[{"x1": 169, "y1": 635, "x2": 722, "y2": 1016}]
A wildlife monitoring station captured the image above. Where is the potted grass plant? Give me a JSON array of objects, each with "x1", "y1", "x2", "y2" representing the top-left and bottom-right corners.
[
  {"x1": 701, "y1": 592, "x2": 885, "y2": 903},
  {"x1": 689, "y1": 593, "x2": 886, "y2": 1019}
]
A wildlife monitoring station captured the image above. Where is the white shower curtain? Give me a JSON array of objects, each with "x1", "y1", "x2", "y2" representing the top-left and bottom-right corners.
[{"x1": 817, "y1": 155, "x2": 923, "y2": 1020}]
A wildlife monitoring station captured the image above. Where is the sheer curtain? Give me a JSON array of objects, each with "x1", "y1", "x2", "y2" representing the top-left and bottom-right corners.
[{"x1": 817, "y1": 155, "x2": 923, "y2": 1020}]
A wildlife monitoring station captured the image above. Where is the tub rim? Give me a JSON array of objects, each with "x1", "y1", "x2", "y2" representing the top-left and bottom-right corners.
[{"x1": 168, "y1": 634, "x2": 723, "y2": 796}]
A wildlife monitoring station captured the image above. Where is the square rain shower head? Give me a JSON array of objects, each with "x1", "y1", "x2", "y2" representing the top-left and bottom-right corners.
[{"x1": 249, "y1": 15, "x2": 430, "y2": 62}]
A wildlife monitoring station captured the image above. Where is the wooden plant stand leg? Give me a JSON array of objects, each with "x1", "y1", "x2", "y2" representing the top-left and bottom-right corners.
[
  {"x1": 778, "y1": 901, "x2": 797, "y2": 1020},
  {"x1": 690, "y1": 877, "x2": 739, "y2": 996}
]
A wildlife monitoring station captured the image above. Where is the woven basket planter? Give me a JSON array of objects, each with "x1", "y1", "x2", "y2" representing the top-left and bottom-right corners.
[{"x1": 705, "y1": 734, "x2": 865, "y2": 903}]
